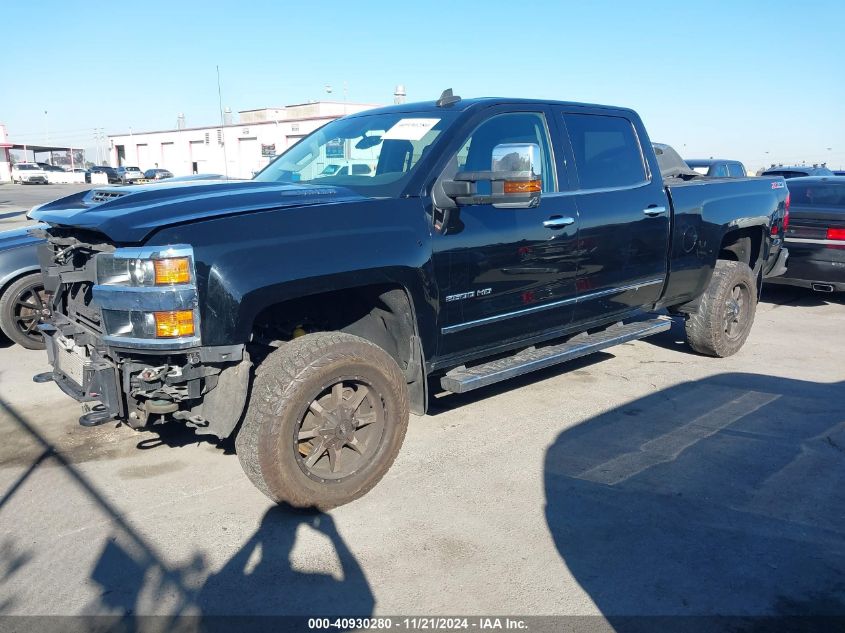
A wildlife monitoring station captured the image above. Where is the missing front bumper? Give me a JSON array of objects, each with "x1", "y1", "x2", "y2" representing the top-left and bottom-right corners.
[
  {"x1": 35, "y1": 324, "x2": 249, "y2": 437},
  {"x1": 38, "y1": 325, "x2": 123, "y2": 421}
]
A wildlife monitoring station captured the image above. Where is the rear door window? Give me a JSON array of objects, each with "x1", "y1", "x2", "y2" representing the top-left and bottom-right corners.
[
  {"x1": 562, "y1": 113, "x2": 647, "y2": 190},
  {"x1": 728, "y1": 162, "x2": 746, "y2": 177},
  {"x1": 711, "y1": 164, "x2": 729, "y2": 178}
]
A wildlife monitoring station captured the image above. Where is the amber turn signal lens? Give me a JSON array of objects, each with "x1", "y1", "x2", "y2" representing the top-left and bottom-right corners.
[
  {"x1": 153, "y1": 257, "x2": 191, "y2": 285},
  {"x1": 154, "y1": 310, "x2": 195, "y2": 338},
  {"x1": 503, "y1": 179, "x2": 542, "y2": 194}
]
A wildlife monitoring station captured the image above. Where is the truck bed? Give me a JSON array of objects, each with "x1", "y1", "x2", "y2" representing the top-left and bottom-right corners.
[{"x1": 660, "y1": 176, "x2": 788, "y2": 308}]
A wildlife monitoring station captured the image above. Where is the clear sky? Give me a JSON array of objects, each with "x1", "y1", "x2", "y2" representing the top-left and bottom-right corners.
[{"x1": 2, "y1": 0, "x2": 843, "y2": 171}]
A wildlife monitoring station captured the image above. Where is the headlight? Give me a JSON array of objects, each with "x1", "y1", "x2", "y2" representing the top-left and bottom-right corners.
[
  {"x1": 94, "y1": 245, "x2": 200, "y2": 347},
  {"x1": 154, "y1": 258, "x2": 191, "y2": 285},
  {"x1": 154, "y1": 310, "x2": 195, "y2": 337},
  {"x1": 97, "y1": 251, "x2": 193, "y2": 286},
  {"x1": 102, "y1": 309, "x2": 196, "y2": 339}
]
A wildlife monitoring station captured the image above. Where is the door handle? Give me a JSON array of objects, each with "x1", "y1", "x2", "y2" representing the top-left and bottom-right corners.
[
  {"x1": 543, "y1": 216, "x2": 575, "y2": 229},
  {"x1": 643, "y1": 206, "x2": 667, "y2": 217}
]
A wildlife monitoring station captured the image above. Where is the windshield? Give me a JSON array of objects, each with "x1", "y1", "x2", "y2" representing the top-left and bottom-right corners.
[
  {"x1": 16, "y1": 164, "x2": 37, "y2": 170},
  {"x1": 254, "y1": 111, "x2": 458, "y2": 197},
  {"x1": 764, "y1": 170, "x2": 809, "y2": 179}
]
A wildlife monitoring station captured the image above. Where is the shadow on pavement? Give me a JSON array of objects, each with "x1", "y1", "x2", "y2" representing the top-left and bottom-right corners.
[
  {"x1": 197, "y1": 507, "x2": 373, "y2": 616},
  {"x1": 0, "y1": 397, "x2": 374, "y2": 628},
  {"x1": 544, "y1": 372, "x2": 845, "y2": 627},
  {"x1": 134, "y1": 420, "x2": 236, "y2": 454},
  {"x1": 761, "y1": 284, "x2": 844, "y2": 307}
]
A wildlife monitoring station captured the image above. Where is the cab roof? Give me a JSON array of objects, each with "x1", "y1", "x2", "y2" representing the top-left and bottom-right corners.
[{"x1": 345, "y1": 96, "x2": 637, "y2": 118}]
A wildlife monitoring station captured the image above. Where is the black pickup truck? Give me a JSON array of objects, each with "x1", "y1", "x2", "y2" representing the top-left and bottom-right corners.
[{"x1": 30, "y1": 92, "x2": 789, "y2": 508}]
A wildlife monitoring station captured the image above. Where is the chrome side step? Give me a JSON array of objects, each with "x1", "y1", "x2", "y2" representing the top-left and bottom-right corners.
[{"x1": 439, "y1": 317, "x2": 671, "y2": 394}]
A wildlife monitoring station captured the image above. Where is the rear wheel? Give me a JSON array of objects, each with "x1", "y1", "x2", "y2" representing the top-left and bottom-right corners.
[
  {"x1": 236, "y1": 332, "x2": 409, "y2": 509},
  {"x1": 685, "y1": 260, "x2": 756, "y2": 357},
  {"x1": 0, "y1": 273, "x2": 47, "y2": 350}
]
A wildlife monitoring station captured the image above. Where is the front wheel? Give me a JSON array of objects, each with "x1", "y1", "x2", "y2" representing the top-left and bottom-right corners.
[
  {"x1": 0, "y1": 272, "x2": 47, "y2": 350},
  {"x1": 236, "y1": 332, "x2": 410, "y2": 509},
  {"x1": 685, "y1": 260, "x2": 757, "y2": 357}
]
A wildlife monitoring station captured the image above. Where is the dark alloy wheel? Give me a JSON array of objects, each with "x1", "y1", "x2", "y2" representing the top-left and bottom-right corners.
[
  {"x1": 236, "y1": 332, "x2": 410, "y2": 509},
  {"x1": 296, "y1": 379, "x2": 386, "y2": 482},
  {"x1": 685, "y1": 260, "x2": 757, "y2": 357},
  {"x1": 0, "y1": 272, "x2": 47, "y2": 350},
  {"x1": 723, "y1": 282, "x2": 751, "y2": 342}
]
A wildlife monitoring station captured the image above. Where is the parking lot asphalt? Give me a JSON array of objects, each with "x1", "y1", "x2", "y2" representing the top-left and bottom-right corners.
[
  {"x1": 0, "y1": 182, "x2": 93, "y2": 232},
  {"x1": 1, "y1": 281, "x2": 843, "y2": 621}
]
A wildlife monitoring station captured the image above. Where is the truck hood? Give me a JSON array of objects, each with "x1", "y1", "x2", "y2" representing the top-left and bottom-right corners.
[{"x1": 29, "y1": 180, "x2": 367, "y2": 243}]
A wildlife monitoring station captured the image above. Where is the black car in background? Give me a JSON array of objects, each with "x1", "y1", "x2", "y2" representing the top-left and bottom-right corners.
[
  {"x1": 761, "y1": 165, "x2": 834, "y2": 179},
  {"x1": 89, "y1": 165, "x2": 120, "y2": 184},
  {"x1": 768, "y1": 176, "x2": 845, "y2": 293},
  {"x1": 685, "y1": 159, "x2": 747, "y2": 178},
  {"x1": 144, "y1": 168, "x2": 174, "y2": 180}
]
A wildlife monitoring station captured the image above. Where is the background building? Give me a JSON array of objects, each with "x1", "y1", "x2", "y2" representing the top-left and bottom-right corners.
[
  {"x1": 0, "y1": 124, "x2": 84, "y2": 183},
  {"x1": 107, "y1": 101, "x2": 379, "y2": 179}
]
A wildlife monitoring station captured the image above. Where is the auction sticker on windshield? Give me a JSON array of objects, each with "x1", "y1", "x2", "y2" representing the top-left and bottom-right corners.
[{"x1": 382, "y1": 118, "x2": 441, "y2": 141}]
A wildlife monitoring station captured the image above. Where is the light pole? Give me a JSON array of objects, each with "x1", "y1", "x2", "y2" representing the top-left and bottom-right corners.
[
  {"x1": 44, "y1": 110, "x2": 49, "y2": 164},
  {"x1": 93, "y1": 128, "x2": 101, "y2": 165}
]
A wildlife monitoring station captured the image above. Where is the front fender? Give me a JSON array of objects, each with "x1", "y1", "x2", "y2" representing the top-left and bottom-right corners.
[{"x1": 146, "y1": 198, "x2": 439, "y2": 359}]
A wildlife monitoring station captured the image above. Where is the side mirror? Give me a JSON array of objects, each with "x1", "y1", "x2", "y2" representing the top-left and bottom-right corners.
[
  {"x1": 492, "y1": 142, "x2": 541, "y2": 174},
  {"x1": 443, "y1": 143, "x2": 542, "y2": 209}
]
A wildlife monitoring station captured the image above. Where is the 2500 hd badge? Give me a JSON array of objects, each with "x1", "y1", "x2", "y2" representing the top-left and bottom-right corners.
[{"x1": 445, "y1": 288, "x2": 492, "y2": 302}]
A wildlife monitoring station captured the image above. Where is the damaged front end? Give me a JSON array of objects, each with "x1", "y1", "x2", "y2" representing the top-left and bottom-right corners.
[{"x1": 33, "y1": 227, "x2": 250, "y2": 436}]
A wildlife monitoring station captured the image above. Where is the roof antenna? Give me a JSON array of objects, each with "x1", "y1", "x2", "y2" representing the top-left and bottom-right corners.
[
  {"x1": 216, "y1": 65, "x2": 229, "y2": 180},
  {"x1": 436, "y1": 88, "x2": 461, "y2": 108}
]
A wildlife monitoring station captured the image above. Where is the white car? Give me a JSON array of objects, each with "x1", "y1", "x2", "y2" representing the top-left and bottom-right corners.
[
  {"x1": 317, "y1": 162, "x2": 373, "y2": 177},
  {"x1": 11, "y1": 163, "x2": 48, "y2": 185},
  {"x1": 116, "y1": 166, "x2": 144, "y2": 184}
]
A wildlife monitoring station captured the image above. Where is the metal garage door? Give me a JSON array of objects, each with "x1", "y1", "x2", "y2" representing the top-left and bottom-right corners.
[
  {"x1": 160, "y1": 142, "x2": 176, "y2": 172},
  {"x1": 238, "y1": 137, "x2": 259, "y2": 179},
  {"x1": 190, "y1": 140, "x2": 206, "y2": 173},
  {"x1": 136, "y1": 144, "x2": 149, "y2": 170}
]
